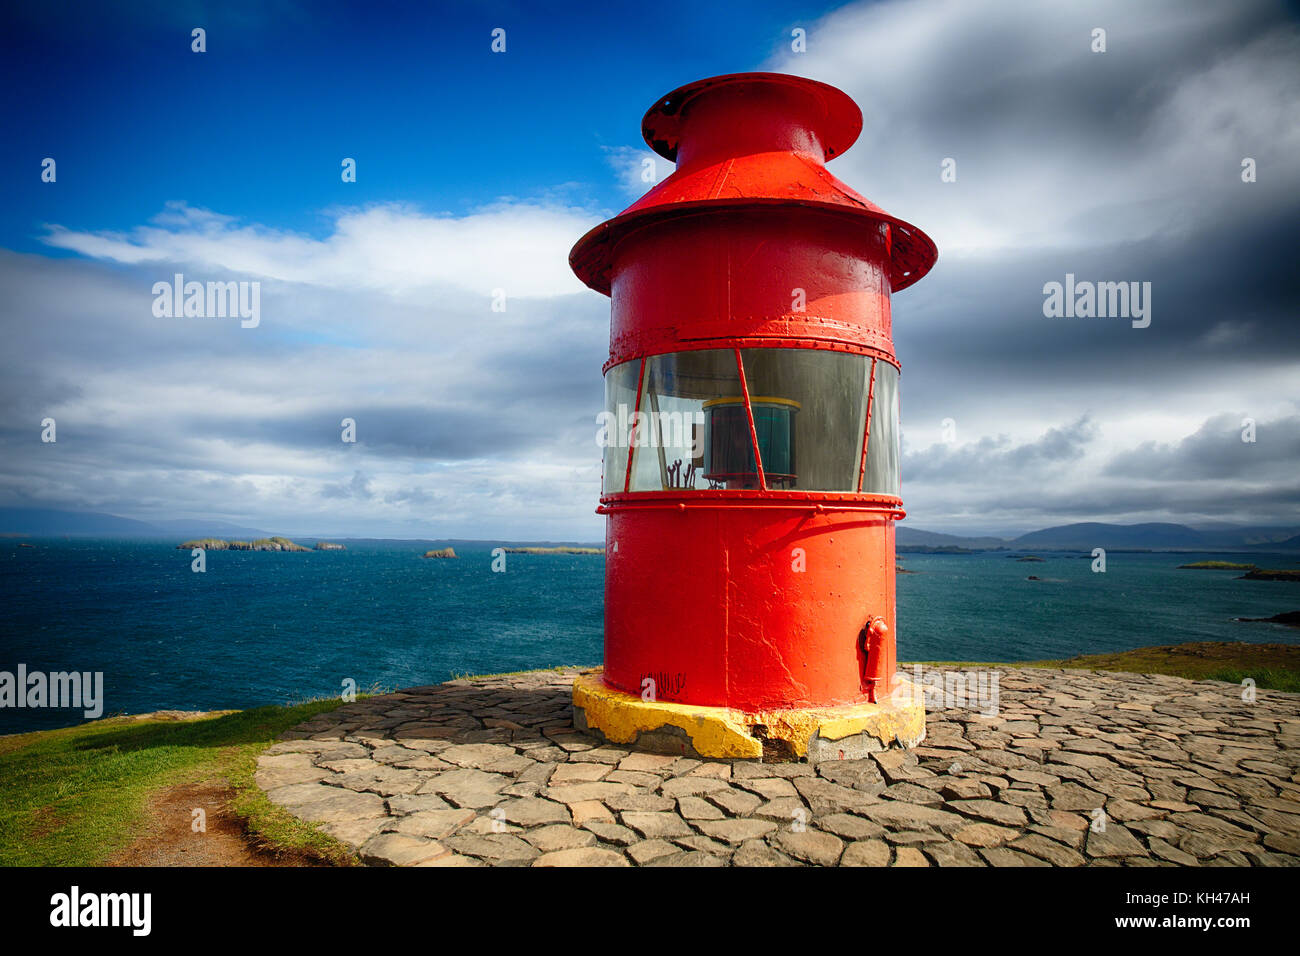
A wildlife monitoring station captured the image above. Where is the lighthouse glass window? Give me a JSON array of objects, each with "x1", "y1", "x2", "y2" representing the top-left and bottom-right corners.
[
  {"x1": 735, "y1": 349, "x2": 874, "y2": 491},
  {"x1": 862, "y1": 360, "x2": 901, "y2": 496},
  {"x1": 626, "y1": 349, "x2": 744, "y2": 491},
  {"x1": 601, "y1": 359, "x2": 642, "y2": 494},
  {"x1": 609, "y1": 349, "x2": 899, "y2": 494}
]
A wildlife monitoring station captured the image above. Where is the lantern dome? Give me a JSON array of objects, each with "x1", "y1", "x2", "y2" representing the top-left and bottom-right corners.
[{"x1": 570, "y1": 72, "x2": 937, "y2": 297}]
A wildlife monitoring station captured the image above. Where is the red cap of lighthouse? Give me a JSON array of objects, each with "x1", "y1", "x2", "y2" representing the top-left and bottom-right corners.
[{"x1": 572, "y1": 72, "x2": 936, "y2": 297}]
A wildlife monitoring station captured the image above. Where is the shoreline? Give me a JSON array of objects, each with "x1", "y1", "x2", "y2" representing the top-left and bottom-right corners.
[
  {"x1": 5, "y1": 645, "x2": 1299, "y2": 867},
  {"x1": 7, "y1": 641, "x2": 1298, "y2": 741},
  {"x1": 5, "y1": 534, "x2": 1298, "y2": 555}
]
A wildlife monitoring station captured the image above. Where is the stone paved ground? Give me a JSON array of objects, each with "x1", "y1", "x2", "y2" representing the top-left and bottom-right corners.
[{"x1": 257, "y1": 667, "x2": 1300, "y2": 867}]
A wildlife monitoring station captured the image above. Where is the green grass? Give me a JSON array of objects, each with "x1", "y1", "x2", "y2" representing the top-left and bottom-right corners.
[
  {"x1": 449, "y1": 664, "x2": 585, "y2": 682},
  {"x1": 1193, "y1": 667, "x2": 1300, "y2": 693},
  {"x1": 904, "y1": 641, "x2": 1300, "y2": 694},
  {"x1": 1029, "y1": 641, "x2": 1300, "y2": 691},
  {"x1": 0, "y1": 700, "x2": 355, "y2": 866}
]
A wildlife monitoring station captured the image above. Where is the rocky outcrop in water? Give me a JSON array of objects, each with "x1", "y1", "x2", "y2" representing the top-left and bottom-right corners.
[
  {"x1": 1237, "y1": 611, "x2": 1300, "y2": 626},
  {"x1": 178, "y1": 536, "x2": 309, "y2": 552},
  {"x1": 1238, "y1": 569, "x2": 1300, "y2": 582}
]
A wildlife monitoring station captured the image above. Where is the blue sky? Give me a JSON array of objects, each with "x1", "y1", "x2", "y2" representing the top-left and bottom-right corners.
[
  {"x1": 2, "y1": 0, "x2": 844, "y2": 251},
  {"x1": 1, "y1": 0, "x2": 1297, "y2": 539}
]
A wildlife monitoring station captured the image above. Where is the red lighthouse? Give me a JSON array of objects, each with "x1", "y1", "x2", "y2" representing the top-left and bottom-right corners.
[{"x1": 570, "y1": 73, "x2": 936, "y2": 760}]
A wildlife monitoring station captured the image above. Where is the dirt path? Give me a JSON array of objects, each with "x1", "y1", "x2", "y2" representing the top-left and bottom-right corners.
[{"x1": 108, "y1": 780, "x2": 322, "y2": 867}]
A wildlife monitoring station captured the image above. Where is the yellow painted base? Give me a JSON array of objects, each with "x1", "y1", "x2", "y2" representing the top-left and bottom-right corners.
[{"x1": 571, "y1": 670, "x2": 926, "y2": 762}]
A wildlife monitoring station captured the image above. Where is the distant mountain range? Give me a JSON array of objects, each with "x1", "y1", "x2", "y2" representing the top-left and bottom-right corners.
[
  {"x1": 2, "y1": 507, "x2": 1298, "y2": 552},
  {"x1": 893, "y1": 527, "x2": 1008, "y2": 550},
  {"x1": 897, "y1": 521, "x2": 1300, "y2": 552},
  {"x1": 0, "y1": 508, "x2": 270, "y2": 540}
]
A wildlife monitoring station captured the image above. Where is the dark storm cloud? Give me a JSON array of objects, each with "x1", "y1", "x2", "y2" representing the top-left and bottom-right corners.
[
  {"x1": 903, "y1": 408, "x2": 1300, "y2": 532},
  {"x1": 887, "y1": 201, "x2": 1300, "y2": 456},
  {"x1": 258, "y1": 400, "x2": 607, "y2": 466},
  {"x1": 1105, "y1": 413, "x2": 1300, "y2": 481},
  {"x1": 975, "y1": 478, "x2": 1300, "y2": 525},
  {"x1": 904, "y1": 416, "x2": 1098, "y2": 481},
  {"x1": 895, "y1": 206, "x2": 1300, "y2": 389},
  {"x1": 322, "y1": 471, "x2": 374, "y2": 500}
]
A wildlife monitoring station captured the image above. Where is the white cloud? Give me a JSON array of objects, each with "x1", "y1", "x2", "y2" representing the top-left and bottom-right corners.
[
  {"x1": 42, "y1": 199, "x2": 599, "y2": 298},
  {"x1": 2, "y1": 193, "x2": 612, "y2": 539}
]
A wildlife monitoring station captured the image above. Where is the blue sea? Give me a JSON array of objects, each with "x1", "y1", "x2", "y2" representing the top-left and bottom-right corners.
[{"x1": 1, "y1": 539, "x2": 1297, "y2": 733}]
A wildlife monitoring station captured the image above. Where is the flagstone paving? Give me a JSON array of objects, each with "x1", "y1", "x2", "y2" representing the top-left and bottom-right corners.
[{"x1": 258, "y1": 667, "x2": 1300, "y2": 867}]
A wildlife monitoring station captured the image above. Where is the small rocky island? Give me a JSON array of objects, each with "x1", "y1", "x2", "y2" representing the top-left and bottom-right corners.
[
  {"x1": 178, "y1": 536, "x2": 309, "y2": 552},
  {"x1": 1176, "y1": 562, "x2": 1299, "y2": 581},
  {"x1": 1237, "y1": 611, "x2": 1300, "y2": 626},
  {"x1": 1238, "y1": 569, "x2": 1300, "y2": 582},
  {"x1": 422, "y1": 547, "x2": 457, "y2": 559}
]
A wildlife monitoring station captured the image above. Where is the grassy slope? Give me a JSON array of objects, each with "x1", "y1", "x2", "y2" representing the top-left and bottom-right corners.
[
  {"x1": 0, "y1": 701, "x2": 356, "y2": 866},
  {"x1": 911, "y1": 641, "x2": 1300, "y2": 693},
  {"x1": 1028, "y1": 641, "x2": 1300, "y2": 693},
  {"x1": 450, "y1": 664, "x2": 583, "y2": 681}
]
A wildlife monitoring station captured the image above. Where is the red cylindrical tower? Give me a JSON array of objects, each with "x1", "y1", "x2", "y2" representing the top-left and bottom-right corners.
[{"x1": 570, "y1": 73, "x2": 936, "y2": 759}]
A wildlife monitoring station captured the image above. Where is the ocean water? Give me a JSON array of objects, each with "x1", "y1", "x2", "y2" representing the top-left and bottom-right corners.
[{"x1": 1, "y1": 539, "x2": 1296, "y2": 733}]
